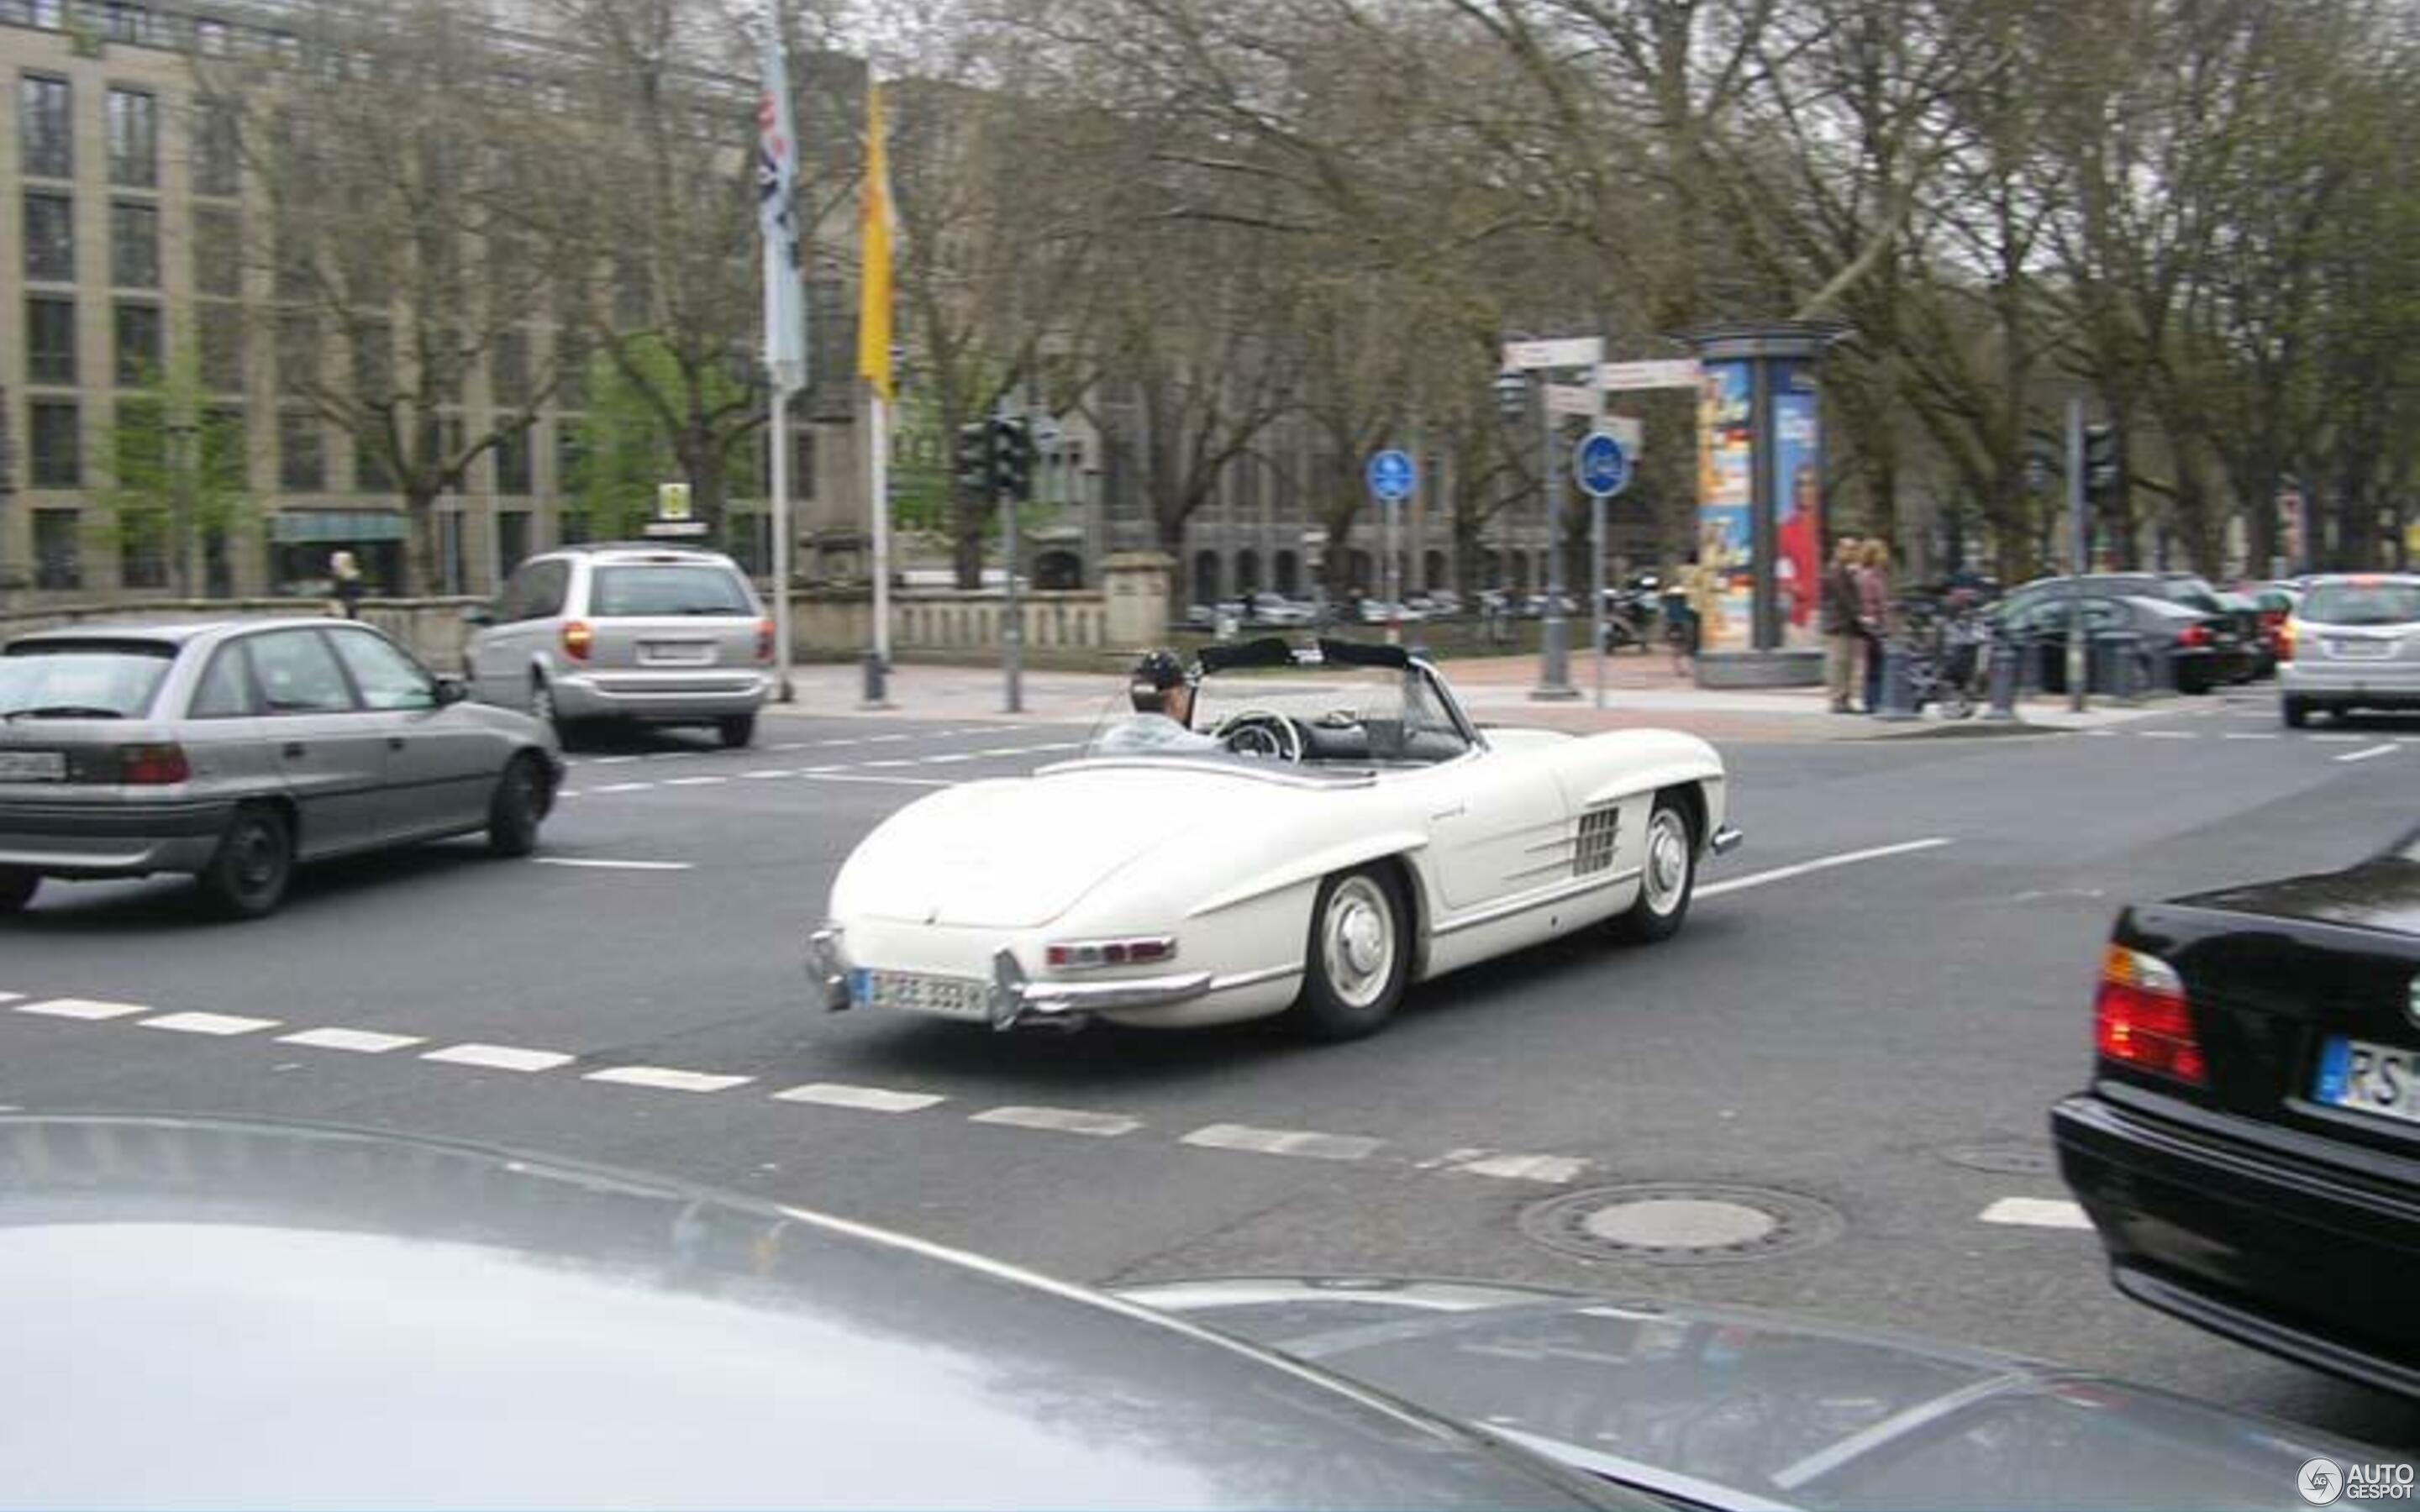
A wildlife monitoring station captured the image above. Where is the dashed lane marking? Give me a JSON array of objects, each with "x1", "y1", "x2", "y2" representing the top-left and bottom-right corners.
[
  {"x1": 592, "y1": 756, "x2": 642, "y2": 765},
  {"x1": 530, "y1": 858, "x2": 694, "y2": 871},
  {"x1": 14, "y1": 998, "x2": 150, "y2": 1021},
  {"x1": 0, "y1": 994, "x2": 19, "y2": 1005},
  {"x1": 1698, "y1": 837, "x2": 1952, "y2": 900},
  {"x1": 2312, "y1": 732, "x2": 2365, "y2": 743},
  {"x1": 1436, "y1": 1150, "x2": 1590, "y2": 1183},
  {"x1": 774, "y1": 1082, "x2": 947, "y2": 1114},
  {"x1": 2223, "y1": 732, "x2": 2280, "y2": 741},
  {"x1": 2136, "y1": 730, "x2": 2198, "y2": 740},
  {"x1": 420, "y1": 1043, "x2": 576, "y2": 1074},
  {"x1": 861, "y1": 759, "x2": 919, "y2": 769},
  {"x1": 802, "y1": 773, "x2": 956, "y2": 788},
  {"x1": 590, "y1": 781, "x2": 654, "y2": 794},
  {"x1": 2338, "y1": 743, "x2": 2399, "y2": 764},
  {"x1": 585, "y1": 1066, "x2": 755, "y2": 1094},
  {"x1": 1181, "y1": 1123, "x2": 1383, "y2": 1162},
  {"x1": 138, "y1": 1011, "x2": 281, "y2": 1037},
  {"x1": 741, "y1": 769, "x2": 793, "y2": 780},
  {"x1": 1979, "y1": 1197, "x2": 2092, "y2": 1231},
  {"x1": 277, "y1": 1027, "x2": 424, "y2": 1054},
  {"x1": 661, "y1": 775, "x2": 727, "y2": 787},
  {"x1": 970, "y1": 1105, "x2": 1143, "y2": 1138},
  {"x1": 867, "y1": 734, "x2": 913, "y2": 743}
]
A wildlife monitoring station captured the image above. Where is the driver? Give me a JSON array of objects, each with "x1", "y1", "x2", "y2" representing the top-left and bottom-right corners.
[{"x1": 1092, "y1": 650, "x2": 1222, "y2": 754}]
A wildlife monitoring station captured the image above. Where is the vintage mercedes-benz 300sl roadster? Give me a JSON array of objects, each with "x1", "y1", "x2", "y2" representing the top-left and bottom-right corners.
[{"x1": 808, "y1": 638, "x2": 1738, "y2": 1040}]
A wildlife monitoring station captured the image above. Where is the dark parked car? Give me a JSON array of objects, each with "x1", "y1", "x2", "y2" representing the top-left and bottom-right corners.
[
  {"x1": 0, "y1": 1115, "x2": 2381, "y2": 1510},
  {"x1": 1996, "y1": 593, "x2": 2244, "y2": 694},
  {"x1": 0, "y1": 619, "x2": 560, "y2": 918},
  {"x1": 1998, "y1": 574, "x2": 2260, "y2": 683},
  {"x1": 2054, "y1": 835, "x2": 2420, "y2": 1398}
]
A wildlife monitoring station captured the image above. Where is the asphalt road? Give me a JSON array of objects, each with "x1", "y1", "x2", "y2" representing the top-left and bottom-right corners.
[{"x1": 7, "y1": 690, "x2": 2420, "y2": 1449}]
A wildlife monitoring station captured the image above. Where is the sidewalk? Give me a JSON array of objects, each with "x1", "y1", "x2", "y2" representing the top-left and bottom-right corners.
[{"x1": 768, "y1": 654, "x2": 2173, "y2": 743}]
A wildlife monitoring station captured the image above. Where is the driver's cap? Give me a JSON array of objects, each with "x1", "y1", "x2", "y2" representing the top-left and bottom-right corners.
[{"x1": 1130, "y1": 649, "x2": 1191, "y2": 696}]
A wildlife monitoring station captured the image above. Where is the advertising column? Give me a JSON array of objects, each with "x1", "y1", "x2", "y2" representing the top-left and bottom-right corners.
[
  {"x1": 1696, "y1": 361, "x2": 1754, "y2": 652},
  {"x1": 1769, "y1": 362, "x2": 1822, "y2": 644}
]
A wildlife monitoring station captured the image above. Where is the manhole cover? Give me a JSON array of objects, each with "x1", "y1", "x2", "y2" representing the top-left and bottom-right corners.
[
  {"x1": 1936, "y1": 1142, "x2": 2055, "y2": 1178},
  {"x1": 1521, "y1": 1182, "x2": 1843, "y2": 1265}
]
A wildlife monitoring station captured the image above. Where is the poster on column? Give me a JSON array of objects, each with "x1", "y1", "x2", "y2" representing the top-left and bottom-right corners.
[
  {"x1": 1696, "y1": 360, "x2": 1754, "y2": 650},
  {"x1": 1770, "y1": 363, "x2": 1821, "y2": 644}
]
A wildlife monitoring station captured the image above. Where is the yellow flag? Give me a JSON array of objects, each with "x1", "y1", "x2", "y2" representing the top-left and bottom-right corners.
[{"x1": 856, "y1": 81, "x2": 894, "y2": 402}]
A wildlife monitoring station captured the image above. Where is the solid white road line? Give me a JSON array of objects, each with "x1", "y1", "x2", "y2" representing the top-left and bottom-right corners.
[
  {"x1": 1181, "y1": 1123, "x2": 1382, "y2": 1162},
  {"x1": 138, "y1": 1011, "x2": 281, "y2": 1037},
  {"x1": 1979, "y1": 1196, "x2": 2092, "y2": 1231},
  {"x1": 14, "y1": 997, "x2": 151, "y2": 1021},
  {"x1": 531, "y1": 858, "x2": 694, "y2": 871},
  {"x1": 1445, "y1": 1152, "x2": 1589, "y2": 1184},
  {"x1": 277, "y1": 1027, "x2": 424, "y2": 1054},
  {"x1": 2338, "y1": 743, "x2": 2399, "y2": 764},
  {"x1": 971, "y1": 1105, "x2": 1141, "y2": 1137},
  {"x1": 421, "y1": 1043, "x2": 576, "y2": 1074},
  {"x1": 802, "y1": 773, "x2": 957, "y2": 788},
  {"x1": 1698, "y1": 837, "x2": 1953, "y2": 900},
  {"x1": 584, "y1": 1066, "x2": 754, "y2": 1094},
  {"x1": 774, "y1": 1082, "x2": 946, "y2": 1114}
]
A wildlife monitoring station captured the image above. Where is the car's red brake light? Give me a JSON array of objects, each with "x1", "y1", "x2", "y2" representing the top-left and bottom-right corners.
[
  {"x1": 1044, "y1": 937, "x2": 1177, "y2": 970},
  {"x1": 2095, "y1": 944, "x2": 2207, "y2": 1085},
  {"x1": 756, "y1": 617, "x2": 775, "y2": 663},
  {"x1": 562, "y1": 621, "x2": 593, "y2": 662},
  {"x1": 2175, "y1": 623, "x2": 2212, "y2": 649},
  {"x1": 118, "y1": 743, "x2": 191, "y2": 785},
  {"x1": 2278, "y1": 619, "x2": 2297, "y2": 662}
]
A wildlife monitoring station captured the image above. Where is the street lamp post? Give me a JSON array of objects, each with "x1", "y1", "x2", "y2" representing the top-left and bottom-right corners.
[{"x1": 1495, "y1": 366, "x2": 1576, "y2": 699}]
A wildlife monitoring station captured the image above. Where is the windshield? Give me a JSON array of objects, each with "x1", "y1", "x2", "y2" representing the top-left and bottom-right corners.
[
  {"x1": 1081, "y1": 655, "x2": 1471, "y2": 767},
  {"x1": 0, "y1": 641, "x2": 176, "y2": 717},
  {"x1": 589, "y1": 565, "x2": 755, "y2": 617},
  {"x1": 2300, "y1": 582, "x2": 2420, "y2": 626}
]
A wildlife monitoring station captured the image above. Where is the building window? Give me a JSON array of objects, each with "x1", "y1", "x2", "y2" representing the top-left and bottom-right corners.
[
  {"x1": 195, "y1": 17, "x2": 231, "y2": 56},
  {"x1": 111, "y1": 201, "x2": 159, "y2": 288},
  {"x1": 34, "y1": 509, "x2": 81, "y2": 591},
  {"x1": 192, "y1": 100, "x2": 239, "y2": 196},
  {"x1": 554, "y1": 424, "x2": 584, "y2": 496},
  {"x1": 114, "y1": 302, "x2": 161, "y2": 385},
  {"x1": 355, "y1": 433, "x2": 393, "y2": 493},
  {"x1": 279, "y1": 411, "x2": 324, "y2": 491},
  {"x1": 198, "y1": 302, "x2": 244, "y2": 391},
  {"x1": 492, "y1": 328, "x2": 530, "y2": 408},
  {"x1": 351, "y1": 320, "x2": 392, "y2": 403},
  {"x1": 276, "y1": 309, "x2": 317, "y2": 395},
  {"x1": 101, "y1": 3, "x2": 150, "y2": 44},
  {"x1": 497, "y1": 509, "x2": 531, "y2": 574},
  {"x1": 203, "y1": 406, "x2": 246, "y2": 490},
  {"x1": 29, "y1": 402, "x2": 80, "y2": 487},
  {"x1": 554, "y1": 328, "x2": 587, "y2": 407},
  {"x1": 193, "y1": 205, "x2": 241, "y2": 297},
  {"x1": 119, "y1": 507, "x2": 169, "y2": 589},
  {"x1": 107, "y1": 88, "x2": 158, "y2": 189},
  {"x1": 19, "y1": 75, "x2": 70, "y2": 179},
  {"x1": 24, "y1": 191, "x2": 73, "y2": 282},
  {"x1": 26, "y1": 296, "x2": 75, "y2": 386},
  {"x1": 494, "y1": 425, "x2": 530, "y2": 495}
]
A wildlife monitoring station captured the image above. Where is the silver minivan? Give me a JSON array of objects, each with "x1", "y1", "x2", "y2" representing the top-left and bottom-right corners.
[
  {"x1": 465, "y1": 544, "x2": 773, "y2": 747},
  {"x1": 2279, "y1": 573, "x2": 2420, "y2": 727}
]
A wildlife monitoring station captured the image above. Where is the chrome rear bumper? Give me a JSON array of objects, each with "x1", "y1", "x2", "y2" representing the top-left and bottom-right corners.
[{"x1": 806, "y1": 926, "x2": 1218, "y2": 1032}]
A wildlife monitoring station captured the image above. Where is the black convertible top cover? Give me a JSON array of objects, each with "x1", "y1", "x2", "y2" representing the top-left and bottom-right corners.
[
  {"x1": 1197, "y1": 637, "x2": 1299, "y2": 673},
  {"x1": 1317, "y1": 638, "x2": 1413, "y2": 669}
]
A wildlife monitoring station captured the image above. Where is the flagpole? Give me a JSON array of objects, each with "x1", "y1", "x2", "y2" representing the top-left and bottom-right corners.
[
  {"x1": 870, "y1": 390, "x2": 891, "y2": 667},
  {"x1": 856, "y1": 77, "x2": 896, "y2": 706},
  {"x1": 771, "y1": 385, "x2": 795, "y2": 703},
  {"x1": 757, "y1": 0, "x2": 804, "y2": 706}
]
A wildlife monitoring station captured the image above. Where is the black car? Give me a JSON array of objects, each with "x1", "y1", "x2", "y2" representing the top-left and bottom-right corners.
[
  {"x1": 1996, "y1": 592, "x2": 2244, "y2": 694},
  {"x1": 1998, "y1": 574, "x2": 2260, "y2": 684},
  {"x1": 2054, "y1": 842, "x2": 2420, "y2": 1398}
]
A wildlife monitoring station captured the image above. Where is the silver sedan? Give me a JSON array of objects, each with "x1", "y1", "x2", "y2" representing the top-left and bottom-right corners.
[{"x1": 0, "y1": 618, "x2": 561, "y2": 918}]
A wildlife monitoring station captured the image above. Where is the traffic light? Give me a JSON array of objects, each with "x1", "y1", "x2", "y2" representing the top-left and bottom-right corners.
[
  {"x1": 2085, "y1": 425, "x2": 2118, "y2": 499},
  {"x1": 954, "y1": 422, "x2": 992, "y2": 494},
  {"x1": 990, "y1": 417, "x2": 1033, "y2": 501}
]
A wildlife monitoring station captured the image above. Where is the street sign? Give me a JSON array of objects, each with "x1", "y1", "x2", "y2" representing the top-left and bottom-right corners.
[
  {"x1": 656, "y1": 481, "x2": 692, "y2": 522},
  {"x1": 641, "y1": 519, "x2": 710, "y2": 538},
  {"x1": 1502, "y1": 337, "x2": 1606, "y2": 371},
  {"x1": 1574, "y1": 429, "x2": 1631, "y2": 500},
  {"x1": 1598, "y1": 359, "x2": 1703, "y2": 391},
  {"x1": 1544, "y1": 383, "x2": 1601, "y2": 418},
  {"x1": 1608, "y1": 417, "x2": 1644, "y2": 453},
  {"x1": 1365, "y1": 448, "x2": 1417, "y2": 502}
]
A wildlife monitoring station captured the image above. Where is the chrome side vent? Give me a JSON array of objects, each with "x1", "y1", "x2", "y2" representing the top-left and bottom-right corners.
[{"x1": 1575, "y1": 805, "x2": 1620, "y2": 876}]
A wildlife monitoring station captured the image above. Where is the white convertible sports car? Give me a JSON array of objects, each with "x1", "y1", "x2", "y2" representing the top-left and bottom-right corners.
[{"x1": 808, "y1": 639, "x2": 1738, "y2": 1040}]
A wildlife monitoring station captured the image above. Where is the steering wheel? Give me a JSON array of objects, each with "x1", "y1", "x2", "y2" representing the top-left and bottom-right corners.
[{"x1": 1213, "y1": 709, "x2": 1304, "y2": 763}]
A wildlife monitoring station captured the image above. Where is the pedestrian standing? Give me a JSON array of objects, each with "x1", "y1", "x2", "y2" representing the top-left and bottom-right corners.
[
  {"x1": 1857, "y1": 538, "x2": 1892, "y2": 713},
  {"x1": 329, "y1": 549, "x2": 365, "y2": 620},
  {"x1": 1822, "y1": 537, "x2": 1865, "y2": 713}
]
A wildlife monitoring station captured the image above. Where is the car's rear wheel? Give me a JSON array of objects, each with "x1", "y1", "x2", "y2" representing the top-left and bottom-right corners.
[
  {"x1": 2283, "y1": 696, "x2": 2309, "y2": 728},
  {"x1": 0, "y1": 868, "x2": 39, "y2": 915},
  {"x1": 195, "y1": 805, "x2": 294, "y2": 920},
  {"x1": 1290, "y1": 865, "x2": 1409, "y2": 1041},
  {"x1": 1612, "y1": 795, "x2": 1696, "y2": 944},
  {"x1": 487, "y1": 753, "x2": 547, "y2": 858},
  {"x1": 717, "y1": 712, "x2": 757, "y2": 748}
]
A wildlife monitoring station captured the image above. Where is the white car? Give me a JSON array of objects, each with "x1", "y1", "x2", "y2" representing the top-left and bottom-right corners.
[{"x1": 808, "y1": 639, "x2": 1738, "y2": 1040}]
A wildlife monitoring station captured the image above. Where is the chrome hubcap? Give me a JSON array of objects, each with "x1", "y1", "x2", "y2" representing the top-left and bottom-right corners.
[
  {"x1": 233, "y1": 824, "x2": 280, "y2": 892},
  {"x1": 1323, "y1": 877, "x2": 1396, "y2": 1009},
  {"x1": 1644, "y1": 811, "x2": 1690, "y2": 916}
]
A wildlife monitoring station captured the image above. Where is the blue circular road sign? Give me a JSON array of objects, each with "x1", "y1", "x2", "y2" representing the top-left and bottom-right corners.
[
  {"x1": 1366, "y1": 449, "x2": 1418, "y2": 502},
  {"x1": 1575, "y1": 430, "x2": 1631, "y2": 500}
]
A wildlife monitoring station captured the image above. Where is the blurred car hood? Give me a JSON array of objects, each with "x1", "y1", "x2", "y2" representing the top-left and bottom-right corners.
[
  {"x1": 0, "y1": 1116, "x2": 1621, "y2": 1512},
  {"x1": 1122, "y1": 1278, "x2": 2383, "y2": 1511}
]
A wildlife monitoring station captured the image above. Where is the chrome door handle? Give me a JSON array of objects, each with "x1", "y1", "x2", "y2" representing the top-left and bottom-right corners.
[
  {"x1": 281, "y1": 743, "x2": 307, "y2": 759},
  {"x1": 387, "y1": 737, "x2": 407, "y2": 751}
]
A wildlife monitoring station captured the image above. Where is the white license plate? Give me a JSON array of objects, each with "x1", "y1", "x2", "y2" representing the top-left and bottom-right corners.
[
  {"x1": 850, "y1": 969, "x2": 990, "y2": 1022},
  {"x1": 2315, "y1": 1036, "x2": 2420, "y2": 1126},
  {"x1": 640, "y1": 642, "x2": 714, "y2": 666},
  {"x1": 2330, "y1": 638, "x2": 2394, "y2": 659},
  {"x1": 0, "y1": 751, "x2": 66, "y2": 782}
]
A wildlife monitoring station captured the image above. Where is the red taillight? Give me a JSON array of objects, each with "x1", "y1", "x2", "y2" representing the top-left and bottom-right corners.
[
  {"x1": 2277, "y1": 619, "x2": 2297, "y2": 662},
  {"x1": 2094, "y1": 944, "x2": 2207, "y2": 1085},
  {"x1": 755, "y1": 617, "x2": 775, "y2": 663},
  {"x1": 561, "y1": 620, "x2": 593, "y2": 662},
  {"x1": 2175, "y1": 623, "x2": 2211, "y2": 649},
  {"x1": 118, "y1": 743, "x2": 191, "y2": 785},
  {"x1": 1044, "y1": 937, "x2": 1177, "y2": 970},
  {"x1": 2260, "y1": 609, "x2": 2286, "y2": 631}
]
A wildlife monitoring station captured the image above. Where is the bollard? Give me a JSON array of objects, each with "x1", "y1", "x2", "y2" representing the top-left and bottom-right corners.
[
  {"x1": 1876, "y1": 637, "x2": 1921, "y2": 722},
  {"x1": 1984, "y1": 637, "x2": 2022, "y2": 722},
  {"x1": 860, "y1": 648, "x2": 891, "y2": 709}
]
